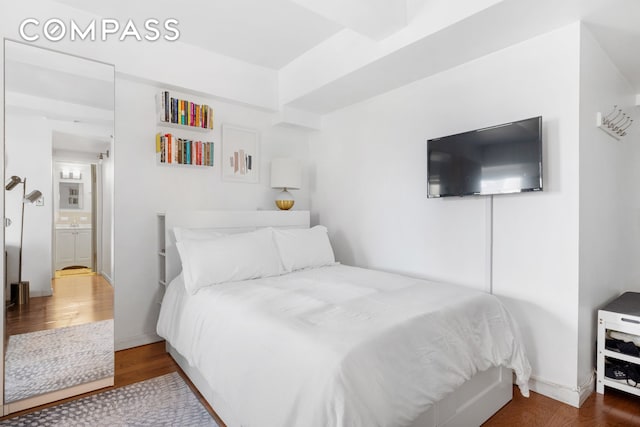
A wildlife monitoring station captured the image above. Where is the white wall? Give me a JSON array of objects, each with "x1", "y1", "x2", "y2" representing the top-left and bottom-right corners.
[
  {"x1": 114, "y1": 79, "x2": 310, "y2": 349},
  {"x1": 490, "y1": 28, "x2": 583, "y2": 404},
  {"x1": 5, "y1": 114, "x2": 53, "y2": 297},
  {"x1": 310, "y1": 24, "x2": 583, "y2": 404},
  {"x1": 101, "y1": 149, "x2": 114, "y2": 283},
  {"x1": 577, "y1": 25, "x2": 640, "y2": 396}
]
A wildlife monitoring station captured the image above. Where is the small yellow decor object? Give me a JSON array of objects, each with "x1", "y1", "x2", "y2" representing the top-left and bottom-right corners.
[{"x1": 275, "y1": 199, "x2": 295, "y2": 210}]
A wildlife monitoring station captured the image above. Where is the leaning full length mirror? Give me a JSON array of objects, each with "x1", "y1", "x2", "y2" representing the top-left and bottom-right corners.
[{"x1": 4, "y1": 40, "x2": 114, "y2": 411}]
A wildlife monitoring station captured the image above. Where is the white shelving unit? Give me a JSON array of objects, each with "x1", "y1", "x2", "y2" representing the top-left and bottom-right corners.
[
  {"x1": 157, "y1": 213, "x2": 167, "y2": 287},
  {"x1": 597, "y1": 292, "x2": 640, "y2": 397}
]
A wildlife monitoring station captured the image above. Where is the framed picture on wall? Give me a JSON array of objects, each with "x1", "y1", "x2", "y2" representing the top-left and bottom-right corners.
[{"x1": 221, "y1": 124, "x2": 260, "y2": 183}]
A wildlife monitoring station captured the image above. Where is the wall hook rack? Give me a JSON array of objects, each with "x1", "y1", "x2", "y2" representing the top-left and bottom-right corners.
[{"x1": 597, "y1": 105, "x2": 633, "y2": 140}]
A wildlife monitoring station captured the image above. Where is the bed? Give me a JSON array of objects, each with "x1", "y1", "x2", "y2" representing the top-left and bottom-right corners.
[{"x1": 156, "y1": 210, "x2": 530, "y2": 427}]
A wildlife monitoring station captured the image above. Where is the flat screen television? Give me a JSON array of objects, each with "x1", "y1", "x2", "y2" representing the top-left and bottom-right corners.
[{"x1": 427, "y1": 116, "x2": 542, "y2": 198}]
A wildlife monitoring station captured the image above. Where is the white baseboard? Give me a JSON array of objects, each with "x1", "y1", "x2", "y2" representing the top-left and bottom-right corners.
[
  {"x1": 29, "y1": 289, "x2": 52, "y2": 298},
  {"x1": 100, "y1": 271, "x2": 113, "y2": 286},
  {"x1": 115, "y1": 332, "x2": 162, "y2": 351},
  {"x1": 528, "y1": 374, "x2": 594, "y2": 408},
  {"x1": 578, "y1": 375, "x2": 595, "y2": 406}
]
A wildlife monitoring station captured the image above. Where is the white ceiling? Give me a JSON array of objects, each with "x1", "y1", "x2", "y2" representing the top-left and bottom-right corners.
[
  {"x1": 54, "y1": 0, "x2": 344, "y2": 69},
  {"x1": 52, "y1": 0, "x2": 640, "y2": 95},
  {"x1": 6, "y1": 0, "x2": 640, "y2": 124},
  {"x1": 5, "y1": 41, "x2": 114, "y2": 153},
  {"x1": 582, "y1": 0, "x2": 640, "y2": 92},
  {"x1": 6, "y1": 60, "x2": 114, "y2": 111}
]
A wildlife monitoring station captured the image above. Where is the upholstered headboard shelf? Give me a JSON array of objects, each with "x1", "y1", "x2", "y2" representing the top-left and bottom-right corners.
[{"x1": 157, "y1": 210, "x2": 310, "y2": 287}]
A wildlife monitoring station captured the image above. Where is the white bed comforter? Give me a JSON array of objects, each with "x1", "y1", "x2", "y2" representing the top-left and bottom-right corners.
[{"x1": 157, "y1": 265, "x2": 530, "y2": 427}]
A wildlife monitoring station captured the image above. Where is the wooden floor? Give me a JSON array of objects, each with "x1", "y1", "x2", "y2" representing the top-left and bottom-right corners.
[
  {"x1": 484, "y1": 385, "x2": 640, "y2": 426},
  {"x1": 1, "y1": 340, "x2": 639, "y2": 425},
  {"x1": 6, "y1": 274, "x2": 113, "y2": 335}
]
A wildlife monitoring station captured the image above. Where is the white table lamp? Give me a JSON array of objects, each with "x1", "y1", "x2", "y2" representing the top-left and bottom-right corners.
[{"x1": 270, "y1": 158, "x2": 301, "y2": 210}]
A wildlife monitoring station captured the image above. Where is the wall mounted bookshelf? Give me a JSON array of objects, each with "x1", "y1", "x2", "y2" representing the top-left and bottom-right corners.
[
  {"x1": 157, "y1": 90, "x2": 214, "y2": 130},
  {"x1": 156, "y1": 133, "x2": 214, "y2": 167},
  {"x1": 157, "y1": 121, "x2": 211, "y2": 133},
  {"x1": 155, "y1": 90, "x2": 215, "y2": 168}
]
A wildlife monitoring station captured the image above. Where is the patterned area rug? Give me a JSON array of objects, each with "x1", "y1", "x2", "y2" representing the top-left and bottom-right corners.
[
  {"x1": 5, "y1": 320, "x2": 114, "y2": 403},
  {"x1": 0, "y1": 372, "x2": 218, "y2": 426}
]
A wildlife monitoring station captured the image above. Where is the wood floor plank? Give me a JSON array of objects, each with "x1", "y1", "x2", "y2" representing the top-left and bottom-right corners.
[
  {"x1": 6, "y1": 274, "x2": 113, "y2": 335},
  {"x1": 484, "y1": 386, "x2": 640, "y2": 426}
]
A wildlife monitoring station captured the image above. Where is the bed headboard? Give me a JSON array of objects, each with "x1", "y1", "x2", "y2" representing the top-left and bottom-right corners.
[{"x1": 162, "y1": 210, "x2": 310, "y2": 285}]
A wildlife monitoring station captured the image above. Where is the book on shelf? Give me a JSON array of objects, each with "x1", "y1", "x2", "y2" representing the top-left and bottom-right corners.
[
  {"x1": 155, "y1": 133, "x2": 214, "y2": 167},
  {"x1": 157, "y1": 90, "x2": 215, "y2": 130}
]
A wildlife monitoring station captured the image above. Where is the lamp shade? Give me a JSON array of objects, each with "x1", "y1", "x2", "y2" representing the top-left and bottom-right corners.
[
  {"x1": 270, "y1": 158, "x2": 301, "y2": 189},
  {"x1": 5, "y1": 176, "x2": 22, "y2": 191},
  {"x1": 24, "y1": 190, "x2": 42, "y2": 204}
]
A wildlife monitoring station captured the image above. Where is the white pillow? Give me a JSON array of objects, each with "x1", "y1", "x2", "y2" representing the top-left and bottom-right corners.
[
  {"x1": 176, "y1": 228, "x2": 282, "y2": 294},
  {"x1": 273, "y1": 226, "x2": 335, "y2": 272},
  {"x1": 174, "y1": 227, "x2": 225, "y2": 242}
]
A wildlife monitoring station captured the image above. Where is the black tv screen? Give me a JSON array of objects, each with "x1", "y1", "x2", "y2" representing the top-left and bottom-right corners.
[{"x1": 427, "y1": 116, "x2": 542, "y2": 198}]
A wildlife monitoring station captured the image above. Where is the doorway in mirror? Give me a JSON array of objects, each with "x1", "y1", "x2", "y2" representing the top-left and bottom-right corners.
[
  {"x1": 3, "y1": 40, "x2": 115, "y2": 413},
  {"x1": 53, "y1": 160, "x2": 96, "y2": 275}
]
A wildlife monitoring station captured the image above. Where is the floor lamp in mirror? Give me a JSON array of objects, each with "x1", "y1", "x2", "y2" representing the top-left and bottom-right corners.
[{"x1": 5, "y1": 175, "x2": 42, "y2": 306}]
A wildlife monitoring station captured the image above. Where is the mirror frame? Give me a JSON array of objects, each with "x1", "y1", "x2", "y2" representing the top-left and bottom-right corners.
[{"x1": 1, "y1": 38, "x2": 116, "y2": 415}]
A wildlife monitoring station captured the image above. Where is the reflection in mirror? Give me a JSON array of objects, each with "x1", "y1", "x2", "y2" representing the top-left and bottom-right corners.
[
  {"x1": 4, "y1": 40, "x2": 114, "y2": 411},
  {"x1": 59, "y1": 182, "x2": 84, "y2": 210}
]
